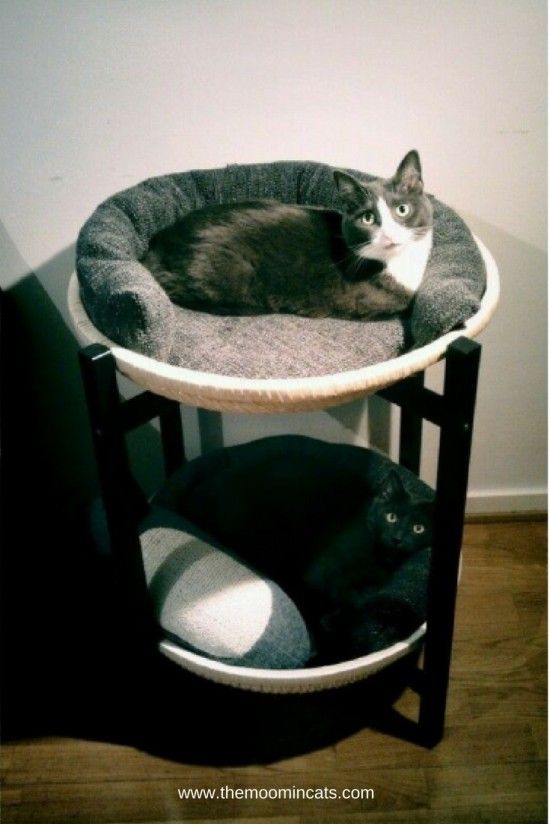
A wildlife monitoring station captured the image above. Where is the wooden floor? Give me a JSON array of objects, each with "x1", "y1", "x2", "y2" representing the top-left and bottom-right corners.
[{"x1": 1, "y1": 518, "x2": 547, "y2": 823}]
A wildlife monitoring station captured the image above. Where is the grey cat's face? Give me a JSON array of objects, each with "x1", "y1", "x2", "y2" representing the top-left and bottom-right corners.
[
  {"x1": 334, "y1": 150, "x2": 433, "y2": 263},
  {"x1": 367, "y1": 470, "x2": 433, "y2": 568}
]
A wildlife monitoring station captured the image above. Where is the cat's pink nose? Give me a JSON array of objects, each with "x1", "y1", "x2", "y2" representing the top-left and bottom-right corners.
[{"x1": 379, "y1": 234, "x2": 397, "y2": 248}]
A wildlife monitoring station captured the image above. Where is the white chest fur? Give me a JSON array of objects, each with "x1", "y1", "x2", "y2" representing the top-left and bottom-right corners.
[
  {"x1": 385, "y1": 230, "x2": 433, "y2": 293},
  {"x1": 358, "y1": 197, "x2": 433, "y2": 293}
]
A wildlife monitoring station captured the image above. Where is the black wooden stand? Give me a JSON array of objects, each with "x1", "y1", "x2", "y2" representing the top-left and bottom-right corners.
[{"x1": 79, "y1": 336, "x2": 481, "y2": 748}]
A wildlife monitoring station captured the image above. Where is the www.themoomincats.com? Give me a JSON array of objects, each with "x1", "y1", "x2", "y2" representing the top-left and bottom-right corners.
[{"x1": 177, "y1": 785, "x2": 374, "y2": 801}]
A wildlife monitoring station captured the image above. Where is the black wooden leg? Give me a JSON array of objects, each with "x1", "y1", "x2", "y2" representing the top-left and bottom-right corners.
[
  {"x1": 79, "y1": 344, "x2": 154, "y2": 641},
  {"x1": 419, "y1": 338, "x2": 481, "y2": 747},
  {"x1": 159, "y1": 399, "x2": 185, "y2": 476},
  {"x1": 198, "y1": 408, "x2": 224, "y2": 453},
  {"x1": 398, "y1": 371, "x2": 424, "y2": 476}
]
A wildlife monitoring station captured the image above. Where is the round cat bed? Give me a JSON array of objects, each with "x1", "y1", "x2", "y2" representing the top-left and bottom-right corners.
[
  {"x1": 95, "y1": 497, "x2": 428, "y2": 695},
  {"x1": 138, "y1": 503, "x2": 427, "y2": 694},
  {"x1": 69, "y1": 161, "x2": 499, "y2": 413},
  {"x1": 87, "y1": 437, "x2": 438, "y2": 695},
  {"x1": 159, "y1": 626, "x2": 426, "y2": 694},
  {"x1": 145, "y1": 436, "x2": 434, "y2": 693}
]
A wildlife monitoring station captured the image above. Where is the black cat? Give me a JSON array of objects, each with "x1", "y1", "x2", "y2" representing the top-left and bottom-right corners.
[{"x1": 302, "y1": 469, "x2": 433, "y2": 608}]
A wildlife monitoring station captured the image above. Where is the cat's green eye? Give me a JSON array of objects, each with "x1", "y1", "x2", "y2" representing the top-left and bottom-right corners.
[
  {"x1": 395, "y1": 203, "x2": 411, "y2": 218},
  {"x1": 413, "y1": 523, "x2": 425, "y2": 534},
  {"x1": 361, "y1": 211, "x2": 375, "y2": 226},
  {"x1": 385, "y1": 512, "x2": 398, "y2": 524}
]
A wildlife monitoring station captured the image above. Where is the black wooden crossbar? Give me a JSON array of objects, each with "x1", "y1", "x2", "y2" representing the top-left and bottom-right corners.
[
  {"x1": 378, "y1": 377, "x2": 444, "y2": 427},
  {"x1": 119, "y1": 391, "x2": 166, "y2": 432},
  {"x1": 119, "y1": 390, "x2": 186, "y2": 476}
]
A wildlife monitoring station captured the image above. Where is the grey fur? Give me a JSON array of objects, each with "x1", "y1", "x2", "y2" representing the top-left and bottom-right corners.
[{"x1": 140, "y1": 154, "x2": 433, "y2": 320}]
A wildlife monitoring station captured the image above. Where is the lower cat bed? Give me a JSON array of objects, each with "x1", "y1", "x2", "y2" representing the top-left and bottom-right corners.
[
  {"x1": 70, "y1": 161, "x2": 499, "y2": 413},
  {"x1": 93, "y1": 438, "x2": 433, "y2": 694}
]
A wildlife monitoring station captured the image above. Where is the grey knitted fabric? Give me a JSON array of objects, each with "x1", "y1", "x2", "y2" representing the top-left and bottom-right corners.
[
  {"x1": 139, "y1": 506, "x2": 312, "y2": 668},
  {"x1": 76, "y1": 161, "x2": 486, "y2": 377}
]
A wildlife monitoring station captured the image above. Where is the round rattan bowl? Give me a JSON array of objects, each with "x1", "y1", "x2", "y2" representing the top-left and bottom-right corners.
[
  {"x1": 67, "y1": 235, "x2": 498, "y2": 415},
  {"x1": 157, "y1": 625, "x2": 426, "y2": 694}
]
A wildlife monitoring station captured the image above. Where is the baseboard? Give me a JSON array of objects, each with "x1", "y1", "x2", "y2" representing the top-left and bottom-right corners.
[
  {"x1": 465, "y1": 511, "x2": 547, "y2": 523},
  {"x1": 466, "y1": 487, "x2": 547, "y2": 516}
]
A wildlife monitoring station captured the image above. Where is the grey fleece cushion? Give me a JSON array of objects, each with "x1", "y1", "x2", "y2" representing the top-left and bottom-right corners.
[
  {"x1": 140, "y1": 506, "x2": 313, "y2": 668},
  {"x1": 76, "y1": 161, "x2": 486, "y2": 378}
]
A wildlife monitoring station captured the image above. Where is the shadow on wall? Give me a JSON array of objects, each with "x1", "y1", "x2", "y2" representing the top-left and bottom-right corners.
[
  {"x1": 330, "y1": 392, "x2": 392, "y2": 455},
  {"x1": 0, "y1": 253, "x2": 412, "y2": 761},
  {"x1": 0, "y1": 246, "x2": 163, "y2": 739}
]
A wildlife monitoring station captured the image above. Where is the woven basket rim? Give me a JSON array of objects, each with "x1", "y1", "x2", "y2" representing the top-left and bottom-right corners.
[
  {"x1": 67, "y1": 233, "x2": 499, "y2": 413},
  {"x1": 158, "y1": 622, "x2": 426, "y2": 693}
]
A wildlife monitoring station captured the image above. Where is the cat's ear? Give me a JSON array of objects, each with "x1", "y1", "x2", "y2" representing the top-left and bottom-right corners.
[
  {"x1": 333, "y1": 170, "x2": 368, "y2": 211},
  {"x1": 393, "y1": 150, "x2": 424, "y2": 194},
  {"x1": 417, "y1": 498, "x2": 435, "y2": 515},
  {"x1": 377, "y1": 470, "x2": 406, "y2": 502}
]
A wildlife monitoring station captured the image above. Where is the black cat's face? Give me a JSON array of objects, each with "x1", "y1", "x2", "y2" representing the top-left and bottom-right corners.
[
  {"x1": 367, "y1": 470, "x2": 433, "y2": 568},
  {"x1": 333, "y1": 150, "x2": 433, "y2": 264}
]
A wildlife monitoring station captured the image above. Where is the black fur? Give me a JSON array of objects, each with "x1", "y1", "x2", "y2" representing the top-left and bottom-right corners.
[{"x1": 164, "y1": 436, "x2": 434, "y2": 663}]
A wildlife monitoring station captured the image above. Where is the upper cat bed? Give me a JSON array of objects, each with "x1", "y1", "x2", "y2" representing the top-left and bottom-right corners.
[{"x1": 70, "y1": 161, "x2": 499, "y2": 413}]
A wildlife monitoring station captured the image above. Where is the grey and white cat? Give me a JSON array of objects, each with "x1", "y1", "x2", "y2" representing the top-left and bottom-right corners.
[{"x1": 141, "y1": 151, "x2": 433, "y2": 320}]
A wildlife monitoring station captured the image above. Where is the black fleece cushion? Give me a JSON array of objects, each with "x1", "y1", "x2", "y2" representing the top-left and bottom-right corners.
[{"x1": 76, "y1": 161, "x2": 486, "y2": 378}]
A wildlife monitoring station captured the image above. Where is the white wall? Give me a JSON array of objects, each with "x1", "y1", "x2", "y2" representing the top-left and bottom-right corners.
[{"x1": 1, "y1": 0, "x2": 546, "y2": 512}]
